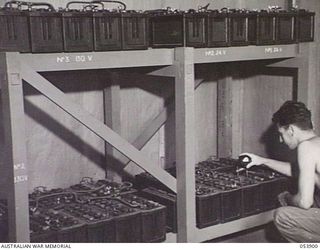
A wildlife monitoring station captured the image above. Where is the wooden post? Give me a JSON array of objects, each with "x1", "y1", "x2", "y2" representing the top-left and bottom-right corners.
[
  {"x1": 0, "y1": 52, "x2": 30, "y2": 242},
  {"x1": 231, "y1": 69, "x2": 244, "y2": 158},
  {"x1": 217, "y1": 64, "x2": 244, "y2": 158},
  {"x1": 296, "y1": 44, "x2": 315, "y2": 106},
  {"x1": 217, "y1": 65, "x2": 233, "y2": 158},
  {"x1": 296, "y1": 43, "x2": 320, "y2": 133},
  {"x1": 104, "y1": 72, "x2": 122, "y2": 181},
  {"x1": 174, "y1": 47, "x2": 196, "y2": 242}
]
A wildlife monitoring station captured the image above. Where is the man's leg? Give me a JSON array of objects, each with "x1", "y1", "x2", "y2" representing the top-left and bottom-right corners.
[{"x1": 274, "y1": 206, "x2": 320, "y2": 242}]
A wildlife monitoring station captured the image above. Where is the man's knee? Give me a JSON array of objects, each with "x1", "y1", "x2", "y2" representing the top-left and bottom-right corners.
[{"x1": 274, "y1": 206, "x2": 297, "y2": 229}]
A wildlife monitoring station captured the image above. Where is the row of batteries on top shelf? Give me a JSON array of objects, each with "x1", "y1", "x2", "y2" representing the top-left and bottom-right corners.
[
  {"x1": 0, "y1": 157, "x2": 289, "y2": 243},
  {"x1": 0, "y1": 0, "x2": 316, "y2": 53}
]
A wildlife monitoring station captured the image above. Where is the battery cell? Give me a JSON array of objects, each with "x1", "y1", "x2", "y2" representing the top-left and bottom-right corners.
[
  {"x1": 62, "y1": 10, "x2": 94, "y2": 52},
  {"x1": 275, "y1": 10, "x2": 296, "y2": 44},
  {"x1": 196, "y1": 185, "x2": 221, "y2": 228},
  {"x1": 141, "y1": 185, "x2": 222, "y2": 231},
  {"x1": 246, "y1": 167, "x2": 289, "y2": 211},
  {"x1": 119, "y1": 193, "x2": 167, "y2": 242},
  {"x1": 28, "y1": 3, "x2": 63, "y2": 53},
  {"x1": 229, "y1": 10, "x2": 249, "y2": 46},
  {"x1": 229, "y1": 10, "x2": 259, "y2": 46},
  {"x1": 185, "y1": 12, "x2": 207, "y2": 48},
  {"x1": 30, "y1": 220, "x2": 58, "y2": 243},
  {"x1": 90, "y1": 198, "x2": 142, "y2": 242},
  {"x1": 30, "y1": 208, "x2": 87, "y2": 243},
  {"x1": 149, "y1": 11, "x2": 184, "y2": 48},
  {"x1": 0, "y1": 7, "x2": 30, "y2": 52},
  {"x1": 93, "y1": 10, "x2": 122, "y2": 51},
  {"x1": 121, "y1": 11, "x2": 148, "y2": 50},
  {"x1": 248, "y1": 11, "x2": 258, "y2": 45},
  {"x1": 62, "y1": 203, "x2": 116, "y2": 243},
  {"x1": 296, "y1": 10, "x2": 315, "y2": 42},
  {"x1": 256, "y1": 10, "x2": 276, "y2": 45},
  {"x1": 140, "y1": 187, "x2": 177, "y2": 233},
  {"x1": 207, "y1": 9, "x2": 229, "y2": 47}
]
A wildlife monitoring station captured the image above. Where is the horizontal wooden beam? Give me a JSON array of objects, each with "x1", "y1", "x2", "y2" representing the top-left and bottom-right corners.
[
  {"x1": 193, "y1": 210, "x2": 274, "y2": 242},
  {"x1": 19, "y1": 49, "x2": 175, "y2": 72},
  {"x1": 165, "y1": 210, "x2": 274, "y2": 243},
  {"x1": 195, "y1": 44, "x2": 298, "y2": 64},
  {"x1": 17, "y1": 45, "x2": 299, "y2": 72},
  {"x1": 21, "y1": 63, "x2": 177, "y2": 192}
]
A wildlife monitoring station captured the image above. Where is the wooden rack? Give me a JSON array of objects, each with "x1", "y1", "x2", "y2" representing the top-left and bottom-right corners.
[{"x1": 0, "y1": 43, "x2": 312, "y2": 242}]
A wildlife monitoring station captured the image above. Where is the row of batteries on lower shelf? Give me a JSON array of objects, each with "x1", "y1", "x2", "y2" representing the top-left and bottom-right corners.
[
  {"x1": 0, "y1": 157, "x2": 289, "y2": 243},
  {"x1": 0, "y1": 0, "x2": 316, "y2": 53}
]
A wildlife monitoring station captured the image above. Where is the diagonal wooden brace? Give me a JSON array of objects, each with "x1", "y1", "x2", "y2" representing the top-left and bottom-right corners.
[{"x1": 21, "y1": 63, "x2": 177, "y2": 192}]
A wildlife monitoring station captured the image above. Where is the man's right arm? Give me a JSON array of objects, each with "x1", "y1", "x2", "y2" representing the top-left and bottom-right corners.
[{"x1": 239, "y1": 153, "x2": 292, "y2": 176}]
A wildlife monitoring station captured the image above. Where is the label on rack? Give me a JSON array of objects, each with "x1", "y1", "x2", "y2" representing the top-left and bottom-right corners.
[
  {"x1": 14, "y1": 163, "x2": 26, "y2": 171},
  {"x1": 264, "y1": 47, "x2": 283, "y2": 54},
  {"x1": 56, "y1": 55, "x2": 94, "y2": 64},
  {"x1": 14, "y1": 175, "x2": 28, "y2": 184},
  {"x1": 205, "y1": 49, "x2": 227, "y2": 57}
]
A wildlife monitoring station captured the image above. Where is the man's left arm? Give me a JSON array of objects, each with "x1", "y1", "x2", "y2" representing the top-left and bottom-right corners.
[{"x1": 286, "y1": 141, "x2": 316, "y2": 209}]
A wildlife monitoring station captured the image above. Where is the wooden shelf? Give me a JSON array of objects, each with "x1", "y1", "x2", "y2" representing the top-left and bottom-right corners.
[
  {"x1": 194, "y1": 44, "x2": 298, "y2": 64},
  {"x1": 19, "y1": 44, "x2": 298, "y2": 72},
  {"x1": 194, "y1": 210, "x2": 274, "y2": 242},
  {"x1": 165, "y1": 210, "x2": 274, "y2": 243},
  {"x1": 19, "y1": 49, "x2": 175, "y2": 72}
]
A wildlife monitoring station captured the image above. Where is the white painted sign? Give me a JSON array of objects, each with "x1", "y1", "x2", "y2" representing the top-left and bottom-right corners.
[
  {"x1": 56, "y1": 55, "x2": 94, "y2": 63},
  {"x1": 205, "y1": 49, "x2": 227, "y2": 57},
  {"x1": 14, "y1": 163, "x2": 26, "y2": 171},
  {"x1": 14, "y1": 175, "x2": 28, "y2": 184},
  {"x1": 264, "y1": 47, "x2": 283, "y2": 54}
]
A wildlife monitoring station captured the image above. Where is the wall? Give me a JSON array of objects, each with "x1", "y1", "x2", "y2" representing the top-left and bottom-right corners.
[{"x1": 241, "y1": 67, "x2": 294, "y2": 160}]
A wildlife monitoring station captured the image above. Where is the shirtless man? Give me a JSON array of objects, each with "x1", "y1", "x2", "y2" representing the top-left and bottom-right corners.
[{"x1": 241, "y1": 101, "x2": 320, "y2": 242}]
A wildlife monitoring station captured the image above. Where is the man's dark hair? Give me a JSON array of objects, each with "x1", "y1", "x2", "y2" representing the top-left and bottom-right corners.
[{"x1": 272, "y1": 101, "x2": 313, "y2": 130}]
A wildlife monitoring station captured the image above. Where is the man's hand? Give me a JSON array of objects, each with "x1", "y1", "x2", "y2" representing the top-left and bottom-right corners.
[
  {"x1": 239, "y1": 153, "x2": 267, "y2": 169},
  {"x1": 278, "y1": 191, "x2": 291, "y2": 207}
]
